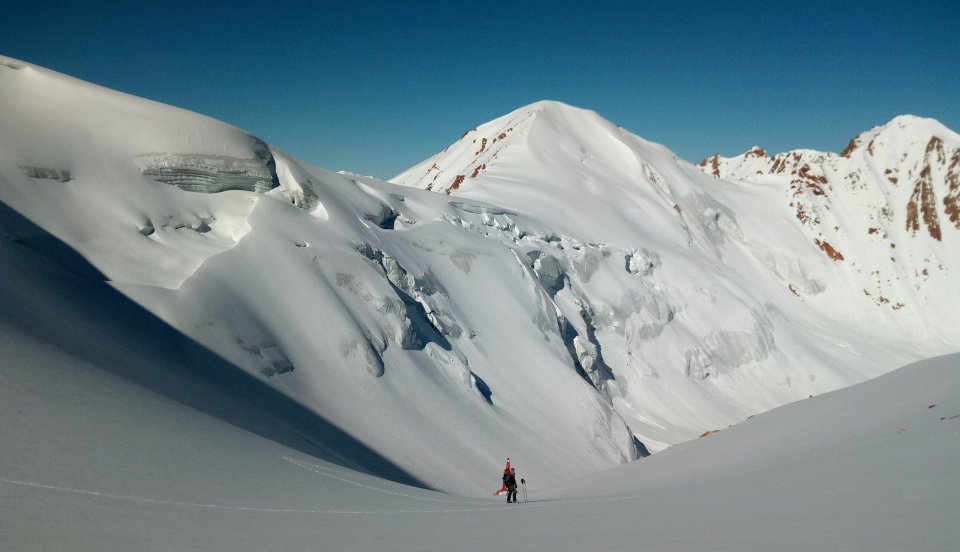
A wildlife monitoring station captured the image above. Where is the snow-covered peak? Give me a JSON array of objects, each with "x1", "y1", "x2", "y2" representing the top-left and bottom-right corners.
[
  {"x1": 839, "y1": 114, "x2": 960, "y2": 160},
  {"x1": 696, "y1": 115, "x2": 960, "y2": 245},
  {"x1": 513, "y1": 99, "x2": 603, "y2": 120},
  {"x1": 390, "y1": 99, "x2": 669, "y2": 199},
  {"x1": 697, "y1": 146, "x2": 777, "y2": 179},
  {"x1": 702, "y1": 115, "x2": 960, "y2": 182},
  {"x1": 694, "y1": 113, "x2": 960, "y2": 335},
  {"x1": 391, "y1": 100, "x2": 700, "y2": 246}
]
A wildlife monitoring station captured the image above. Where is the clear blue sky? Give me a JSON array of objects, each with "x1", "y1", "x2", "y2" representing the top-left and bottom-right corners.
[{"x1": 4, "y1": 1, "x2": 958, "y2": 179}]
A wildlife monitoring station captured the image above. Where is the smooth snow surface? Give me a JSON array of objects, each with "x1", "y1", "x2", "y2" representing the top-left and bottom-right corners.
[
  {"x1": 1, "y1": 55, "x2": 959, "y2": 549},
  {"x1": 3, "y1": 304, "x2": 957, "y2": 551}
]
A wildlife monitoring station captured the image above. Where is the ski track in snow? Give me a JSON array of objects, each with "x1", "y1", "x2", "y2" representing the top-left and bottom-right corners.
[
  {"x1": 0, "y1": 475, "x2": 505, "y2": 515},
  {"x1": 0, "y1": 456, "x2": 657, "y2": 516},
  {"x1": 281, "y1": 456, "x2": 467, "y2": 503}
]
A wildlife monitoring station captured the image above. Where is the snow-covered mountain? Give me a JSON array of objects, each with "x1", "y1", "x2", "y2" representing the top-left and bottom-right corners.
[
  {"x1": 697, "y1": 115, "x2": 960, "y2": 320},
  {"x1": 392, "y1": 101, "x2": 960, "y2": 438},
  {"x1": 2, "y1": 55, "x2": 958, "y2": 500}
]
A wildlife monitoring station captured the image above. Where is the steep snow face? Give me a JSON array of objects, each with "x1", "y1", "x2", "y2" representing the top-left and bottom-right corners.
[
  {"x1": 0, "y1": 58, "x2": 640, "y2": 495},
  {"x1": 0, "y1": 57, "x2": 285, "y2": 289},
  {"x1": 393, "y1": 101, "x2": 960, "y2": 452},
  {"x1": 697, "y1": 115, "x2": 960, "y2": 333},
  {"x1": 393, "y1": 100, "x2": 690, "y2": 243}
]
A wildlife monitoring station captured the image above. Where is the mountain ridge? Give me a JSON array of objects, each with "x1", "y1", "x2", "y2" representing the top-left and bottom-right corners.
[
  {"x1": 694, "y1": 112, "x2": 959, "y2": 328},
  {"x1": 3, "y1": 55, "x2": 958, "y2": 496}
]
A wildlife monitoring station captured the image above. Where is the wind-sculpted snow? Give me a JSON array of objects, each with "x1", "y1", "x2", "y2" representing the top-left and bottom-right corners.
[
  {"x1": 684, "y1": 315, "x2": 777, "y2": 379},
  {"x1": 290, "y1": 181, "x2": 322, "y2": 212},
  {"x1": 137, "y1": 152, "x2": 279, "y2": 194},
  {"x1": 17, "y1": 165, "x2": 72, "y2": 182},
  {"x1": 236, "y1": 339, "x2": 295, "y2": 377},
  {"x1": 0, "y1": 58, "x2": 25, "y2": 70},
  {"x1": 354, "y1": 243, "x2": 457, "y2": 348}
]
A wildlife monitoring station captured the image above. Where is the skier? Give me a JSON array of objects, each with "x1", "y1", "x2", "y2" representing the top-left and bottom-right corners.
[
  {"x1": 495, "y1": 458, "x2": 511, "y2": 496},
  {"x1": 504, "y1": 467, "x2": 519, "y2": 503}
]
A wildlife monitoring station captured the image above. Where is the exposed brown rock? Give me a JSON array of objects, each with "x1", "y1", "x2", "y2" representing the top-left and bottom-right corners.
[
  {"x1": 797, "y1": 164, "x2": 828, "y2": 186},
  {"x1": 840, "y1": 137, "x2": 859, "y2": 158},
  {"x1": 794, "y1": 203, "x2": 820, "y2": 226},
  {"x1": 469, "y1": 164, "x2": 486, "y2": 178},
  {"x1": 907, "y1": 136, "x2": 948, "y2": 241},
  {"x1": 771, "y1": 156, "x2": 787, "y2": 174},
  {"x1": 944, "y1": 148, "x2": 960, "y2": 228},
  {"x1": 815, "y1": 239, "x2": 845, "y2": 261},
  {"x1": 926, "y1": 136, "x2": 946, "y2": 163},
  {"x1": 906, "y1": 165, "x2": 942, "y2": 241},
  {"x1": 745, "y1": 147, "x2": 768, "y2": 158},
  {"x1": 881, "y1": 168, "x2": 899, "y2": 184},
  {"x1": 698, "y1": 155, "x2": 721, "y2": 177},
  {"x1": 445, "y1": 175, "x2": 465, "y2": 195}
]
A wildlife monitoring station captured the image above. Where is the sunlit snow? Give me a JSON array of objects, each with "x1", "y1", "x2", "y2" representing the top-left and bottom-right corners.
[{"x1": 1, "y1": 56, "x2": 958, "y2": 550}]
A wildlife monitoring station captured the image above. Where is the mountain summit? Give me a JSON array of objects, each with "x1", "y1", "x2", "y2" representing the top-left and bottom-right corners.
[
  {"x1": 392, "y1": 100, "x2": 706, "y2": 244},
  {"x1": 393, "y1": 100, "x2": 649, "y2": 195}
]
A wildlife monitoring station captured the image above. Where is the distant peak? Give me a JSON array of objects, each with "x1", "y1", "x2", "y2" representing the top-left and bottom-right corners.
[
  {"x1": 886, "y1": 114, "x2": 925, "y2": 125},
  {"x1": 507, "y1": 99, "x2": 610, "y2": 125},
  {"x1": 874, "y1": 114, "x2": 947, "y2": 136},
  {"x1": 840, "y1": 114, "x2": 955, "y2": 158},
  {"x1": 520, "y1": 99, "x2": 583, "y2": 112}
]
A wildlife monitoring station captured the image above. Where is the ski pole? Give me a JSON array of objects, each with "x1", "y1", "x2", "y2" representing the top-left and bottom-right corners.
[{"x1": 521, "y1": 479, "x2": 527, "y2": 503}]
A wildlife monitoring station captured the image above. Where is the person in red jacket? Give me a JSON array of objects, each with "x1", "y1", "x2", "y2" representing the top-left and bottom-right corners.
[{"x1": 503, "y1": 467, "x2": 519, "y2": 503}]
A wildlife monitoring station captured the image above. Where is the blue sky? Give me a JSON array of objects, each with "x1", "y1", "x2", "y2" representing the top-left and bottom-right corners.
[{"x1": 4, "y1": 1, "x2": 958, "y2": 179}]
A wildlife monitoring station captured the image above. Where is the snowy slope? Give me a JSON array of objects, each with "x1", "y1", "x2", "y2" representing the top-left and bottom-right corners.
[
  {"x1": 2, "y1": 54, "x2": 959, "y2": 502},
  {"x1": 392, "y1": 101, "x2": 960, "y2": 449},
  {"x1": 3, "y1": 286, "x2": 957, "y2": 552},
  {"x1": 0, "y1": 57, "x2": 637, "y2": 495}
]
